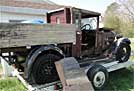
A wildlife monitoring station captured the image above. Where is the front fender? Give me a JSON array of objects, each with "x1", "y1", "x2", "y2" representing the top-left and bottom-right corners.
[
  {"x1": 117, "y1": 37, "x2": 131, "y2": 46},
  {"x1": 25, "y1": 45, "x2": 64, "y2": 80},
  {"x1": 111, "y1": 37, "x2": 131, "y2": 57}
]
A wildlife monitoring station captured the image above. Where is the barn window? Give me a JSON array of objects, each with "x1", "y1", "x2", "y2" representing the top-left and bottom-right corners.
[{"x1": 56, "y1": 17, "x2": 60, "y2": 24}]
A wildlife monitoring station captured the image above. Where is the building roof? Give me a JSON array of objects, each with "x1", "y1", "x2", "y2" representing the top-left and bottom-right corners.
[
  {"x1": 48, "y1": 7, "x2": 101, "y2": 17},
  {"x1": 0, "y1": 6, "x2": 48, "y2": 15},
  {"x1": 15, "y1": 0, "x2": 56, "y2": 5},
  {"x1": 0, "y1": 0, "x2": 63, "y2": 10}
]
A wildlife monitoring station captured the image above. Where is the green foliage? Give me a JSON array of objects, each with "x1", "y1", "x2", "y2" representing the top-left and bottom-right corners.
[
  {"x1": 0, "y1": 64, "x2": 3, "y2": 74},
  {"x1": 0, "y1": 64, "x2": 2, "y2": 70},
  {"x1": 104, "y1": 2, "x2": 121, "y2": 33},
  {"x1": 0, "y1": 77, "x2": 25, "y2": 91},
  {"x1": 104, "y1": 1, "x2": 134, "y2": 37},
  {"x1": 105, "y1": 2, "x2": 119, "y2": 14},
  {"x1": 129, "y1": 38, "x2": 134, "y2": 50},
  {"x1": 104, "y1": 15, "x2": 122, "y2": 33}
]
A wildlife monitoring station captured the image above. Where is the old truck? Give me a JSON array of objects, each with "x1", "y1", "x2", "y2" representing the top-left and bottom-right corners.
[{"x1": 0, "y1": 7, "x2": 131, "y2": 89}]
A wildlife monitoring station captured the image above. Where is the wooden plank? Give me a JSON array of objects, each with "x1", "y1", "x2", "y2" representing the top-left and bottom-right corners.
[
  {"x1": 55, "y1": 57, "x2": 94, "y2": 91},
  {"x1": 0, "y1": 23, "x2": 76, "y2": 48},
  {"x1": 55, "y1": 61, "x2": 67, "y2": 87},
  {"x1": 0, "y1": 23, "x2": 75, "y2": 31},
  {"x1": 63, "y1": 83, "x2": 93, "y2": 91}
]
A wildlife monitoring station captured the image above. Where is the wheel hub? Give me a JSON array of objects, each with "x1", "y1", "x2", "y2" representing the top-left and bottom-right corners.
[
  {"x1": 121, "y1": 47, "x2": 127, "y2": 60},
  {"x1": 93, "y1": 71, "x2": 105, "y2": 87}
]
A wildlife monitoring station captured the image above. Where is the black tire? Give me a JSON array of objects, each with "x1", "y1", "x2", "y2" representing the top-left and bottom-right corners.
[
  {"x1": 31, "y1": 54, "x2": 60, "y2": 84},
  {"x1": 87, "y1": 64, "x2": 109, "y2": 90},
  {"x1": 116, "y1": 43, "x2": 131, "y2": 63}
]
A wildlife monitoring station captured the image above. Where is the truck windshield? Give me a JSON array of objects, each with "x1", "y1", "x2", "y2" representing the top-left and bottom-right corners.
[{"x1": 81, "y1": 17, "x2": 97, "y2": 30}]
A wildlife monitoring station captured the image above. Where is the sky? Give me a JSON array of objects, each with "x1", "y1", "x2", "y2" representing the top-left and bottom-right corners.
[{"x1": 50, "y1": 0, "x2": 115, "y2": 14}]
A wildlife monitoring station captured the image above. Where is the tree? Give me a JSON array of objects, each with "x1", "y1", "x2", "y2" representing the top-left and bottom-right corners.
[
  {"x1": 104, "y1": 2, "x2": 121, "y2": 33},
  {"x1": 104, "y1": 1, "x2": 134, "y2": 37},
  {"x1": 118, "y1": 0, "x2": 134, "y2": 20},
  {"x1": 118, "y1": 0, "x2": 134, "y2": 37}
]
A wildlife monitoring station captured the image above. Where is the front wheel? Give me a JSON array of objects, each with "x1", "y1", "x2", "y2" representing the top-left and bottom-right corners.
[
  {"x1": 116, "y1": 43, "x2": 131, "y2": 62},
  {"x1": 31, "y1": 54, "x2": 60, "y2": 84}
]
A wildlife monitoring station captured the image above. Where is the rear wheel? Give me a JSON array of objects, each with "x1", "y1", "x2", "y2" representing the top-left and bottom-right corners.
[{"x1": 31, "y1": 54, "x2": 60, "y2": 84}]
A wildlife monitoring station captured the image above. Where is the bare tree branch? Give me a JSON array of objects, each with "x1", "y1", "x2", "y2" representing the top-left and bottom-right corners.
[{"x1": 119, "y1": 0, "x2": 134, "y2": 17}]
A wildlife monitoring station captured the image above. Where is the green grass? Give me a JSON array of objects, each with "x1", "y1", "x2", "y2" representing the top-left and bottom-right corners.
[
  {"x1": 0, "y1": 77, "x2": 25, "y2": 91},
  {"x1": 0, "y1": 64, "x2": 25, "y2": 91},
  {"x1": 0, "y1": 64, "x2": 2, "y2": 69},
  {"x1": 0, "y1": 64, "x2": 3, "y2": 76},
  {"x1": 129, "y1": 38, "x2": 134, "y2": 52},
  {"x1": 129, "y1": 38, "x2": 134, "y2": 61},
  {"x1": 130, "y1": 56, "x2": 134, "y2": 61},
  {"x1": 103, "y1": 67, "x2": 134, "y2": 91},
  {"x1": 131, "y1": 45, "x2": 134, "y2": 52}
]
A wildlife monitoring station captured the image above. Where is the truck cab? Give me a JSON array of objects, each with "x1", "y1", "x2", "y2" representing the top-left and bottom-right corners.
[{"x1": 47, "y1": 7, "x2": 115, "y2": 58}]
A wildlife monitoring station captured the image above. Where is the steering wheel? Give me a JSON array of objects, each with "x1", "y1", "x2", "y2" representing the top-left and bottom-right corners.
[{"x1": 81, "y1": 24, "x2": 92, "y2": 31}]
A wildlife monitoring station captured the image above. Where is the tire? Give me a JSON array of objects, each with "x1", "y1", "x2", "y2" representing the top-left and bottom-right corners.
[
  {"x1": 86, "y1": 64, "x2": 109, "y2": 90},
  {"x1": 31, "y1": 54, "x2": 60, "y2": 84},
  {"x1": 116, "y1": 43, "x2": 131, "y2": 63}
]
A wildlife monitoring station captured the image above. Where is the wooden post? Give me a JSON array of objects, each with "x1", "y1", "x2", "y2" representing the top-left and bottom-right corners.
[{"x1": 55, "y1": 62, "x2": 67, "y2": 87}]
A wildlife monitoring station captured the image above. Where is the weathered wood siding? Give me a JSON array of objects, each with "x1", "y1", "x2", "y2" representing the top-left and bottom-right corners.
[{"x1": 0, "y1": 23, "x2": 76, "y2": 48}]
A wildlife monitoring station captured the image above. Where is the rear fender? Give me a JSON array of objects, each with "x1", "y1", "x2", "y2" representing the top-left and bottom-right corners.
[{"x1": 25, "y1": 45, "x2": 64, "y2": 79}]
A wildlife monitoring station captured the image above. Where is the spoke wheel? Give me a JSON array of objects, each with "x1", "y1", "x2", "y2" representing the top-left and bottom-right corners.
[
  {"x1": 32, "y1": 54, "x2": 60, "y2": 84},
  {"x1": 116, "y1": 43, "x2": 131, "y2": 62}
]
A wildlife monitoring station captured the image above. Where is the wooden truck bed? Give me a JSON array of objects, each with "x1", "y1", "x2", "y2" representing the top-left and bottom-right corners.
[{"x1": 0, "y1": 23, "x2": 76, "y2": 48}]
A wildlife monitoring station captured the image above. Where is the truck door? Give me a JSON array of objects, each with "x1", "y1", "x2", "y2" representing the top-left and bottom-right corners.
[{"x1": 95, "y1": 16, "x2": 104, "y2": 54}]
